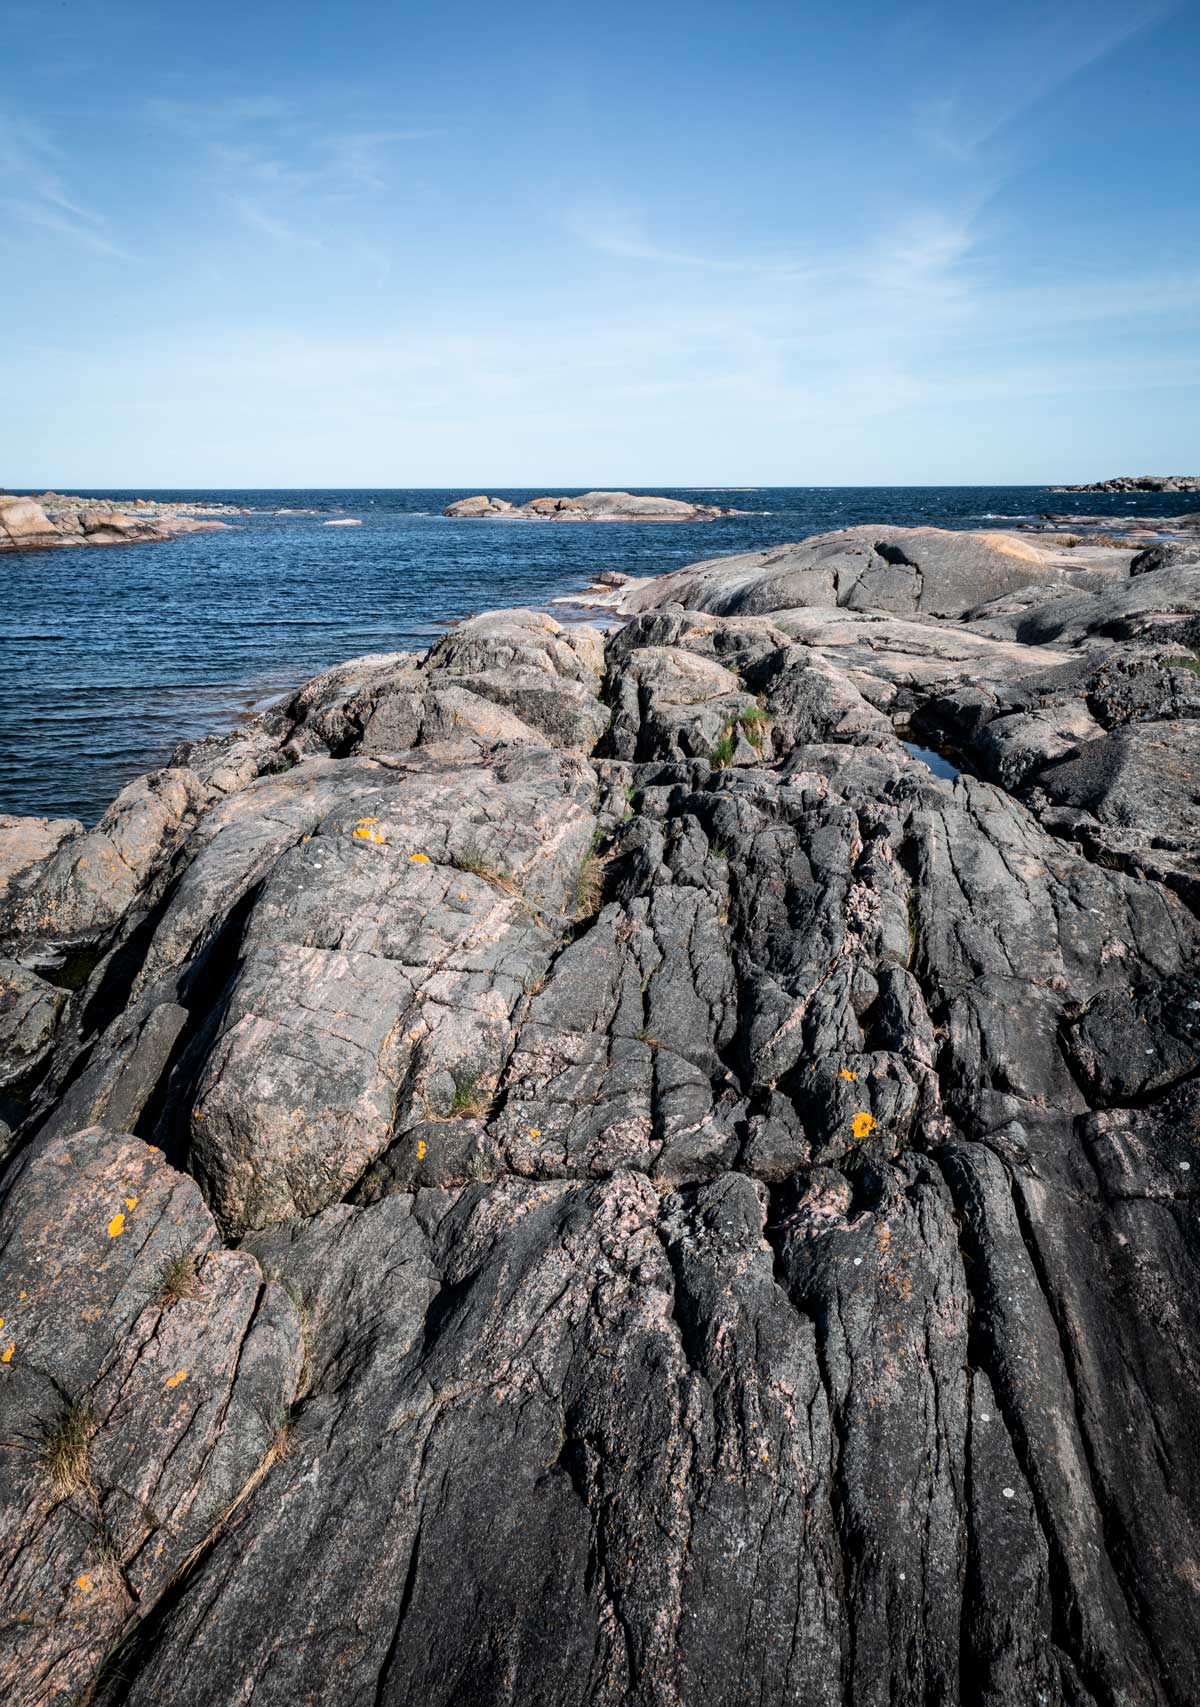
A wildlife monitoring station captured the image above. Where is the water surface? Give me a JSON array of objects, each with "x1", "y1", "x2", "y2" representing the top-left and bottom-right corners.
[{"x1": 3, "y1": 484, "x2": 1193, "y2": 822}]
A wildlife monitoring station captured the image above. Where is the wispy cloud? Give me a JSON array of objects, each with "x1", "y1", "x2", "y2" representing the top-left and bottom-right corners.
[
  {"x1": 0, "y1": 114, "x2": 131, "y2": 258},
  {"x1": 910, "y1": 0, "x2": 1179, "y2": 161},
  {"x1": 145, "y1": 96, "x2": 437, "y2": 245}
]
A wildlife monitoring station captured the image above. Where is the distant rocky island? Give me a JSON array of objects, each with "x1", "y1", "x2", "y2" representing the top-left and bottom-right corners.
[
  {"x1": 2, "y1": 514, "x2": 1200, "y2": 1704},
  {"x1": 0, "y1": 491, "x2": 241, "y2": 552},
  {"x1": 444, "y1": 489, "x2": 741, "y2": 521},
  {"x1": 1052, "y1": 474, "x2": 1200, "y2": 492}
]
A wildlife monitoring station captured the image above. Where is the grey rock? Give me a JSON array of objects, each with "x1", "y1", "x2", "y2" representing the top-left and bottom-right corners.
[{"x1": 2, "y1": 533, "x2": 1199, "y2": 1704}]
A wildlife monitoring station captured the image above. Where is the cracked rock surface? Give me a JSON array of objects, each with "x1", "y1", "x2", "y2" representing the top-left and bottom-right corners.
[{"x1": 1, "y1": 561, "x2": 1199, "y2": 1704}]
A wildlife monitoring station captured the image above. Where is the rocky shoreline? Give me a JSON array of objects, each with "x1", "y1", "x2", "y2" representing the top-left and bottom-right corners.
[
  {"x1": 0, "y1": 491, "x2": 239, "y2": 552},
  {"x1": 1, "y1": 521, "x2": 1200, "y2": 1704},
  {"x1": 444, "y1": 489, "x2": 742, "y2": 521}
]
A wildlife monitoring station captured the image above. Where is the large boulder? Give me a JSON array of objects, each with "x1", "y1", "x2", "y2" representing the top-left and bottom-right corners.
[{"x1": 0, "y1": 495, "x2": 61, "y2": 550}]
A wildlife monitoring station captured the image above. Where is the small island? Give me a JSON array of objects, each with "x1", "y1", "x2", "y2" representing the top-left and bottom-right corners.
[
  {"x1": 0, "y1": 490, "x2": 239, "y2": 552},
  {"x1": 1051, "y1": 474, "x2": 1200, "y2": 492},
  {"x1": 443, "y1": 489, "x2": 741, "y2": 521}
]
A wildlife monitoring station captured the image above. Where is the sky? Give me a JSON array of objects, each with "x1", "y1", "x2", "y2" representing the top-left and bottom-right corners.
[{"x1": 2, "y1": 0, "x2": 1198, "y2": 486}]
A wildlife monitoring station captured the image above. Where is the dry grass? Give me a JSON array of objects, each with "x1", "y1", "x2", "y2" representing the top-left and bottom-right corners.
[
  {"x1": 573, "y1": 848, "x2": 605, "y2": 918},
  {"x1": 40, "y1": 1403, "x2": 96, "y2": 1500},
  {"x1": 449, "y1": 1073, "x2": 493, "y2": 1120},
  {"x1": 159, "y1": 1247, "x2": 201, "y2": 1308}
]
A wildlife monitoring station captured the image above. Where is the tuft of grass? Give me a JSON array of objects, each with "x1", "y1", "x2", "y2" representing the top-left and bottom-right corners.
[
  {"x1": 709, "y1": 728, "x2": 737, "y2": 770},
  {"x1": 636, "y1": 1026, "x2": 661, "y2": 1049},
  {"x1": 158, "y1": 1247, "x2": 200, "y2": 1308},
  {"x1": 573, "y1": 838, "x2": 605, "y2": 919},
  {"x1": 40, "y1": 1402, "x2": 96, "y2": 1500},
  {"x1": 449, "y1": 1073, "x2": 493, "y2": 1120},
  {"x1": 468, "y1": 1151, "x2": 493, "y2": 1183},
  {"x1": 736, "y1": 705, "x2": 771, "y2": 750},
  {"x1": 452, "y1": 842, "x2": 520, "y2": 895},
  {"x1": 1166, "y1": 654, "x2": 1200, "y2": 678}
]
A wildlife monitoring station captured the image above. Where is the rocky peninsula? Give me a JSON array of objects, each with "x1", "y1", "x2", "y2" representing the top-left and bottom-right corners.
[
  {"x1": 1052, "y1": 473, "x2": 1200, "y2": 492},
  {"x1": 444, "y1": 489, "x2": 741, "y2": 520},
  {"x1": 1, "y1": 521, "x2": 1200, "y2": 1705},
  {"x1": 0, "y1": 491, "x2": 238, "y2": 552}
]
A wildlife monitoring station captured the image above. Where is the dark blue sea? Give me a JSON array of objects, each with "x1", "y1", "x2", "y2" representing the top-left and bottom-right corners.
[{"x1": 3, "y1": 485, "x2": 1195, "y2": 824}]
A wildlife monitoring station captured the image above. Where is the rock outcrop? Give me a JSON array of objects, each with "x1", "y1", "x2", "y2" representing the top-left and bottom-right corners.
[
  {"x1": 444, "y1": 490, "x2": 740, "y2": 521},
  {"x1": 0, "y1": 493, "x2": 232, "y2": 553},
  {"x1": 596, "y1": 523, "x2": 1131, "y2": 620},
  {"x1": 1052, "y1": 474, "x2": 1200, "y2": 492},
  {"x1": 2, "y1": 551, "x2": 1200, "y2": 1705}
]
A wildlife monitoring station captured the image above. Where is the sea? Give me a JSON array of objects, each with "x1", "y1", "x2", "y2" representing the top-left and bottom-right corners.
[{"x1": 3, "y1": 485, "x2": 1195, "y2": 825}]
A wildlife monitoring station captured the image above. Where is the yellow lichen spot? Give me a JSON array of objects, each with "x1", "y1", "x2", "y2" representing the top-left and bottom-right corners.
[
  {"x1": 76, "y1": 1574, "x2": 93, "y2": 1593},
  {"x1": 354, "y1": 816, "x2": 379, "y2": 827},
  {"x1": 850, "y1": 1112, "x2": 877, "y2": 1140},
  {"x1": 410, "y1": 852, "x2": 430, "y2": 864},
  {"x1": 124, "y1": 1195, "x2": 139, "y2": 1211},
  {"x1": 529, "y1": 1127, "x2": 541, "y2": 1139},
  {"x1": 838, "y1": 1068, "x2": 857, "y2": 1082},
  {"x1": 18, "y1": 1292, "x2": 26, "y2": 1300},
  {"x1": 1, "y1": 1344, "x2": 13, "y2": 1363},
  {"x1": 416, "y1": 1139, "x2": 428, "y2": 1161},
  {"x1": 458, "y1": 891, "x2": 469, "y2": 900},
  {"x1": 165, "y1": 1370, "x2": 188, "y2": 1389},
  {"x1": 0, "y1": 1318, "x2": 3, "y2": 1332},
  {"x1": 146, "y1": 1146, "x2": 159, "y2": 1155},
  {"x1": 107, "y1": 1212, "x2": 126, "y2": 1238}
]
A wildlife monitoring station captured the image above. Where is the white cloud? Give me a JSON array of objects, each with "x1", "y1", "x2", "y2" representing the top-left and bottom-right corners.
[{"x1": 0, "y1": 114, "x2": 130, "y2": 258}]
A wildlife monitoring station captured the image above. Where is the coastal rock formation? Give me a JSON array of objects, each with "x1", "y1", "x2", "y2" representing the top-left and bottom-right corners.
[
  {"x1": 1052, "y1": 474, "x2": 1200, "y2": 492},
  {"x1": 0, "y1": 493, "x2": 233, "y2": 553},
  {"x1": 604, "y1": 522, "x2": 1126, "y2": 619},
  {"x1": 444, "y1": 490, "x2": 740, "y2": 521},
  {"x1": 2, "y1": 543, "x2": 1200, "y2": 1705}
]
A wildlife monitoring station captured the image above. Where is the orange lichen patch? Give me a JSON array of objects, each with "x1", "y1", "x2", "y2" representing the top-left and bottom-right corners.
[
  {"x1": 18, "y1": 1292, "x2": 26, "y2": 1300},
  {"x1": 851, "y1": 1112, "x2": 877, "y2": 1140},
  {"x1": 124, "y1": 1195, "x2": 139, "y2": 1211},
  {"x1": 838, "y1": 1069, "x2": 857, "y2": 1082},
  {"x1": 76, "y1": 1575, "x2": 93, "y2": 1593},
  {"x1": 355, "y1": 816, "x2": 379, "y2": 827},
  {"x1": 165, "y1": 1370, "x2": 188, "y2": 1389},
  {"x1": 529, "y1": 1127, "x2": 541, "y2": 1139},
  {"x1": 353, "y1": 826, "x2": 387, "y2": 844},
  {"x1": 107, "y1": 1212, "x2": 126, "y2": 1238},
  {"x1": 1, "y1": 1344, "x2": 13, "y2": 1363},
  {"x1": 416, "y1": 1139, "x2": 428, "y2": 1161},
  {"x1": 146, "y1": 1146, "x2": 160, "y2": 1155},
  {"x1": 410, "y1": 852, "x2": 430, "y2": 864}
]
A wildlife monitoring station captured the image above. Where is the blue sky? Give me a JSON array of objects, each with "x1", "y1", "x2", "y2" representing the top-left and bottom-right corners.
[{"x1": 2, "y1": 0, "x2": 1197, "y2": 485}]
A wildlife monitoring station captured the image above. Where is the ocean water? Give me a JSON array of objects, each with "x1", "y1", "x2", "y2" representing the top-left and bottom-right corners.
[{"x1": 3, "y1": 484, "x2": 1194, "y2": 824}]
